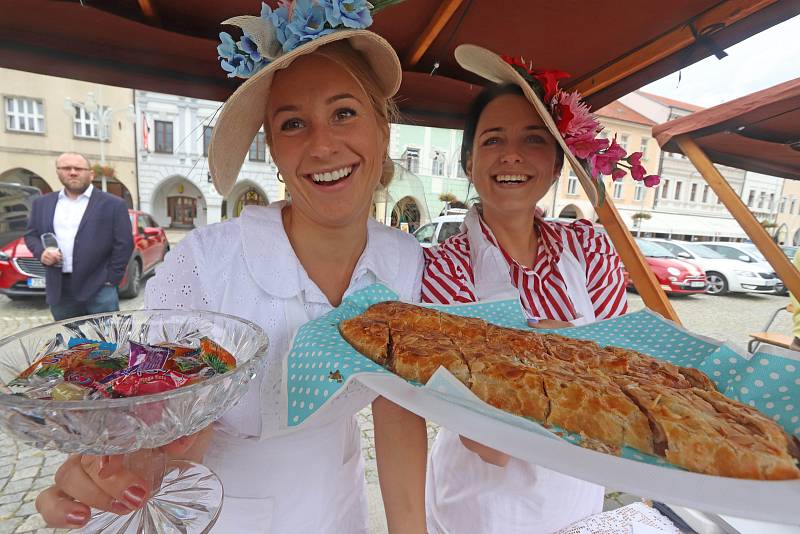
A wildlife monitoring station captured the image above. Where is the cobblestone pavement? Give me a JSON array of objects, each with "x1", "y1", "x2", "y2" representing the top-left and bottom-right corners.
[{"x1": 0, "y1": 281, "x2": 793, "y2": 532}]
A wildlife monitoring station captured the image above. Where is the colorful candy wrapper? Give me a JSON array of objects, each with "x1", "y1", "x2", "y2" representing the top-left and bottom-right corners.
[
  {"x1": 110, "y1": 369, "x2": 190, "y2": 397},
  {"x1": 199, "y1": 337, "x2": 236, "y2": 374},
  {"x1": 129, "y1": 341, "x2": 173, "y2": 371},
  {"x1": 15, "y1": 346, "x2": 90, "y2": 381},
  {"x1": 68, "y1": 337, "x2": 117, "y2": 353}
]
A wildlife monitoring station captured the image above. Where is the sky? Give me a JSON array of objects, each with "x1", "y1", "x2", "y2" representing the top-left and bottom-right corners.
[{"x1": 641, "y1": 14, "x2": 800, "y2": 108}]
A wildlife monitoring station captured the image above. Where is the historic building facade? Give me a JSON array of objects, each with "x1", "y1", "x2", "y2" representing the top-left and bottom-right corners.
[
  {"x1": 135, "y1": 91, "x2": 284, "y2": 228},
  {"x1": 1, "y1": 68, "x2": 137, "y2": 205}
]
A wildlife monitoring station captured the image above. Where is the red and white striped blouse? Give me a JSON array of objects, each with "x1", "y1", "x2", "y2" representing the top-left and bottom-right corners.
[{"x1": 422, "y1": 215, "x2": 628, "y2": 322}]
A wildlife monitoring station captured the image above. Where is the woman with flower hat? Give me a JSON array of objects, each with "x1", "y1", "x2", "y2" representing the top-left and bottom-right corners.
[
  {"x1": 35, "y1": 2, "x2": 429, "y2": 533},
  {"x1": 421, "y1": 45, "x2": 660, "y2": 533}
]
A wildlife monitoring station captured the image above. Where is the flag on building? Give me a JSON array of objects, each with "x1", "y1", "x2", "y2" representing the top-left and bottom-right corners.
[{"x1": 142, "y1": 112, "x2": 150, "y2": 152}]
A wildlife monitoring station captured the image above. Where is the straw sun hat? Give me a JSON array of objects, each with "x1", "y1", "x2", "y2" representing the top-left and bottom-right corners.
[
  {"x1": 455, "y1": 44, "x2": 658, "y2": 206},
  {"x1": 209, "y1": 2, "x2": 402, "y2": 196}
]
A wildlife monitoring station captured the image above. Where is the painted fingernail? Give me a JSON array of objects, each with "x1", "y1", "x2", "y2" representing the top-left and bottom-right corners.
[
  {"x1": 123, "y1": 485, "x2": 147, "y2": 508},
  {"x1": 66, "y1": 510, "x2": 89, "y2": 525},
  {"x1": 111, "y1": 499, "x2": 133, "y2": 515}
]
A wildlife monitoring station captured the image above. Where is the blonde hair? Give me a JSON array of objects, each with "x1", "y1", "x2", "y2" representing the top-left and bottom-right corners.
[{"x1": 265, "y1": 40, "x2": 398, "y2": 187}]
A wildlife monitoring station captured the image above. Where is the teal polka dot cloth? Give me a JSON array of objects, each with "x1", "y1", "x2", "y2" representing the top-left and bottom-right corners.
[{"x1": 287, "y1": 283, "x2": 800, "y2": 467}]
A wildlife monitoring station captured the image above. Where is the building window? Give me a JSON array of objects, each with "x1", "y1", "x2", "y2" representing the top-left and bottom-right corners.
[
  {"x1": 618, "y1": 134, "x2": 629, "y2": 151},
  {"x1": 456, "y1": 158, "x2": 468, "y2": 178},
  {"x1": 780, "y1": 196, "x2": 787, "y2": 213},
  {"x1": 203, "y1": 126, "x2": 213, "y2": 157},
  {"x1": 431, "y1": 151, "x2": 445, "y2": 176},
  {"x1": 634, "y1": 182, "x2": 644, "y2": 201},
  {"x1": 702, "y1": 185, "x2": 710, "y2": 203},
  {"x1": 567, "y1": 171, "x2": 578, "y2": 195},
  {"x1": 674, "y1": 181, "x2": 682, "y2": 200},
  {"x1": 403, "y1": 147, "x2": 420, "y2": 173},
  {"x1": 73, "y1": 105, "x2": 102, "y2": 139},
  {"x1": 154, "y1": 120, "x2": 173, "y2": 153},
  {"x1": 747, "y1": 190, "x2": 755, "y2": 207},
  {"x1": 758, "y1": 191, "x2": 766, "y2": 209},
  {"x1": 612, "y1": 181, "x2": 623, "y2": 200},
  {"x1": 769, "y1": 193, "x2": 775, "y2": 211},
  {"x1": 598, "y1": 130, "x2": 609, "y2": 139},
  {"x1": 4, "y1": 96, "x2": 45, "y2": 133},
  {"x1": 639, "y1": 137, "x2": 649, "y2": 158},
  {"x1": 249, "y1": 131, "x2": 266, "y2": 161},
  {"x1": 690, "y1": 183, "x2": 698, "y2": 202},
  {"x1": 792, "y1": 199, "x2": 798, "y2": 214},
  {"x1": 660, "y1": 179, "x2": 670, "y2": 199}
]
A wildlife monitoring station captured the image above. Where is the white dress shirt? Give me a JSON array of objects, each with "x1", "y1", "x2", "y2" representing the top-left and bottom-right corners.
[{"x1": 53, "y1": 185, "x2": 93, "y2": 273}]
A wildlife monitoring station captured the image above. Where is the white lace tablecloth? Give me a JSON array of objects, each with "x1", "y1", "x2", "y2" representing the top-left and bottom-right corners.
[{"x1": 556, "y1": 502, "x2": 682, "y2": 534}]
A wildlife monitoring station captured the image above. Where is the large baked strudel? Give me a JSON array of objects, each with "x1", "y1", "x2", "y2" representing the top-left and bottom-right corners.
[{"x1": 339, "y1": 301, "x2": 800, "y2": 480}]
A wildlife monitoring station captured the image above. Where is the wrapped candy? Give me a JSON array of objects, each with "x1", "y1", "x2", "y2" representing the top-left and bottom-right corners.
[
  {"x1": 51, "y1": 382, "x2": 90, "y2": 401},
  {"x1": 15, "y1": 346, "x2": 91, "y2": 381},
  {"x1": 129, "y1": 342, "x2": 173, "y2": 371},
  {"x1": 199, "y1": 337, "x2": 237, "y2": 374},
  {"x1": 110, "y1": 369, "x2": 190, "y2": 397}
]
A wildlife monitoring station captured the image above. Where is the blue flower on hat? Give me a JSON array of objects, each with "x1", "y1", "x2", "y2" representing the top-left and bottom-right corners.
[
  {"x1": 217, "y1": 32, "x2": 237, "y2": 60},
  {"x1": 218, "y1": 0, "x2": 384, "y2": 79},
  {"x1": 286, "y1": 0, "x2": 335, "y2": 47},
  {"x1": 324, "y1": 0, "x2": 373, "y2": 29},
  {"x1": 239, "y1": 34, "x2": 263, "y2": 62}
]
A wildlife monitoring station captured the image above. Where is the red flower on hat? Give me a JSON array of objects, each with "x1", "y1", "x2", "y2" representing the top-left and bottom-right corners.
[
  {"x1": 532, "y1": 69, "x2": 570, "y2": 102},
  {"x1": 501, "y1": 55, "x2": 570, "y2": 102}
]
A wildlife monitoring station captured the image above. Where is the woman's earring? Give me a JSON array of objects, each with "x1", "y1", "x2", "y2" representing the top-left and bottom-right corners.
[{"x1": 277, "y1": 171, "x2": 284, "y2": 183}]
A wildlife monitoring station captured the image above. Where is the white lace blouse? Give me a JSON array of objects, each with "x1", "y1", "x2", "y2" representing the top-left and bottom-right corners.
[{"x1": 144, "y1": 201, "x2": 423, "y2": 437}]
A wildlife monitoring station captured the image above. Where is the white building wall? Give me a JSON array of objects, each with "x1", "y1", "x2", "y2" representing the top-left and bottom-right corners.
[{"x1": 136, "y1": 91, "x2": 283, "y2": 228}]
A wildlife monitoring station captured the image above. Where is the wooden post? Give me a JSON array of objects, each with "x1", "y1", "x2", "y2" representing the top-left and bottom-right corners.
[
  {"x1": 595, "y1": 197, "x2": 681, "y2": 324},
  {"x1": 403, "y1": 0, "x2": 465, "y2": 67},
  {"x1": 676, "y1": 135, "x2": 800, "y2": 297}
]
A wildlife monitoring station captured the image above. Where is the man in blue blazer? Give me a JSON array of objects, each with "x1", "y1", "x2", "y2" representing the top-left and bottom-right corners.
[{"x1": 24, "y1": 153, "x2": 134, "y2": 320}]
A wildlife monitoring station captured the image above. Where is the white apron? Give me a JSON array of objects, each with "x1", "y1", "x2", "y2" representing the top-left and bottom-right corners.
[
  {"x1": 205, "y1": 293, "x2": 368, "y2": 533},
  {"x1": 426, "y1": 210, "x2": 604, "y2": 534}
]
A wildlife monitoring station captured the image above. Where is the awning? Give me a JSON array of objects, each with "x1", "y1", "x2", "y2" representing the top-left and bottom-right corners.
[
  {"x1": 1, "y1": 0, "x2": 798, "y2": 129},
  {"x1": 653, "y1": 77, "x2": 800, "y2": 181},
  {"x1": 631, "y1": 211, "x2": 747, "y2": 239}
]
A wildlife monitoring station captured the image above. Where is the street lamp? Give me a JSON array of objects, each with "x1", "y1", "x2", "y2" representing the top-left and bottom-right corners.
[{"x1": 64, "y1": 88, "x2": 134, "y2": 192}]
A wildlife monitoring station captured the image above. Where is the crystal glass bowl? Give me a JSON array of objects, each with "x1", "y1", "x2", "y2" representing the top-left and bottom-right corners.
[{"x1": 0, "y1": 309, "x2": 269, "y2": 534}]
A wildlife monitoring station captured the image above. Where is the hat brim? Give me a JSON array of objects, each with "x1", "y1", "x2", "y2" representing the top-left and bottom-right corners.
[
  {"x1": 454, "y1": 44, "x2": 599, "y2": 206},
  {"x1": 209, "y1": 30, "x2": 401, "y2": 196}
]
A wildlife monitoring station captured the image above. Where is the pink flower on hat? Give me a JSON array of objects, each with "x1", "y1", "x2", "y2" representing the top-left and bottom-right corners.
[
  {"x1": 553, "y1": 91, "x2": 600, "y2": 138},
  {"x1": 612, "y1": 168, "x2": 626, "y2": 181},
  {"x1": 643, "y1": 174, "x2": 661, "y2": 187},
  {"x1": 631, "y1": 163, "x2": 647, "y2": 181},
  {"x1": 565, "y1": 131, "x2": 609, "y2": 159},
  {"x1": 589, "y1": 137, "x2": 626, "y2": 178}
]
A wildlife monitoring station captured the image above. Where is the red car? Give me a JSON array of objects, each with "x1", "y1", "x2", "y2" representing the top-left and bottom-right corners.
[
  {"x1": 625, "y1": 239, "x2": 707, "y2": 295},
  {"x1": 0, "y1": 210, "x2": 169, "y2": 300}
]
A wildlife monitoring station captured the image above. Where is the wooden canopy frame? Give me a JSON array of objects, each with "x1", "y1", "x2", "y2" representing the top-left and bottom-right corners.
[
  {"x1": 652, "y1": 78, "x2": 800, "y2": 300},
  {"x1": 2, "y1": 1, "x2": 798, "y2": 323}
]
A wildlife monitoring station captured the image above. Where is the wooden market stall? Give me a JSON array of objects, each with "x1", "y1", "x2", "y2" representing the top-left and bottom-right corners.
[
  {"x1": 652, "y1": 77, "x2": 800, "y2": 297},
  {"x1": 2, "y1": 0, "x2": 799, "y2": 322}
]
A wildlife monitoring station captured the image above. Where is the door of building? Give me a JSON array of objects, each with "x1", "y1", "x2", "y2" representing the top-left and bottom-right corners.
[{"x1": 167, "y1": 196, "x2": 197, "y2": 228}]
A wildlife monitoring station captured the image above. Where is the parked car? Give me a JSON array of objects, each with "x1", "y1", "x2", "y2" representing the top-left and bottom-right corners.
[
  {"x1": 648, "y1": 239, "x2": 778, "y2": 296},
  {"x1": 413, "y1": 209, "x2": 467, "y2": 248},
  {"x1": 0, "y1": 209, "x2": 169, "y2": 300},
  {"x1": 625, "y1": 239, "x2": 707, "y2": 295},
  {"x1": 781, "y1": 245, "x2": 798, "y2": 261},
  {"x1": 695, "y1": 241, "x2": 783, "y2": 295}
]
